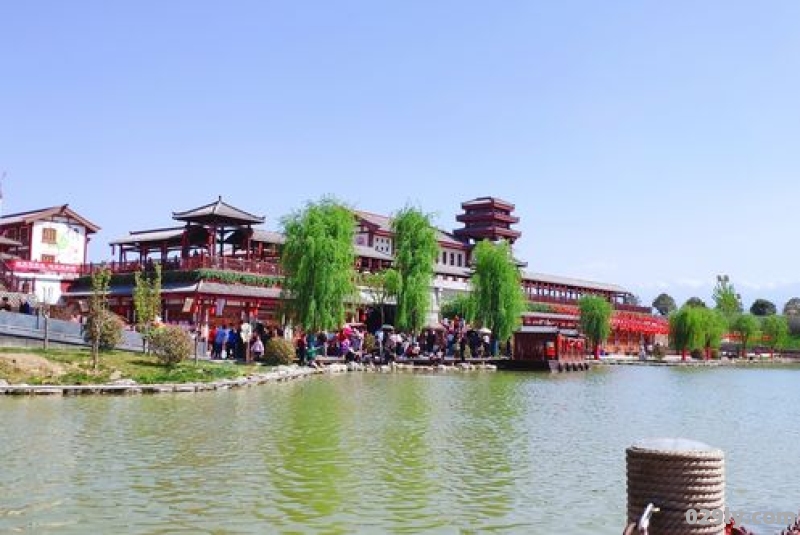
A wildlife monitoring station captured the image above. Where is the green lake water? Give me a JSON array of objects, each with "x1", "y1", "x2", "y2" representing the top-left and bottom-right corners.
[{"x1": 1, "y1": 366, "x2": 799, "y2": 534}]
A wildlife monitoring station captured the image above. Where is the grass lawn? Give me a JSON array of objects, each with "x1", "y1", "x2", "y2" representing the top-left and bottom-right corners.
[{"x1": 0, "y1": 346, "x2": 264, "y2": 385}]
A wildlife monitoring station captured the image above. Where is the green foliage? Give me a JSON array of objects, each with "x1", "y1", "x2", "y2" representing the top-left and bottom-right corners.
[
  {"x1": 440, "y1": 292, "x2": 476, "y2": 321},
  {"x1": 527, "y1": 302, "x2": 554, "y2": 313},
  {"x1": 750, "y1": 298, "x2": 776, "y2": 316},
  {"x1": 762, "y1": 315, "x2": 789, "y2": 353},
  {"x1": 684, "y1": 297, "x2": 707, "y2": 308},
  {"x1": 713, "y1": 274, "x2": 743, "y2": 321},
  {"x1": 652, "y1": 293, "x2": 677, "y2": 316},
  {"x1": 359, "y1": 269, "x2": 399, "y2": 325},
  {"x1": 72, "y1": 269, "x2": 281, "y2": 290},
  {"x1": 148, "y1": 325, "x2": 193, "y2": 367},
  {"x1": 470, "y1": 240, "x2": 525, "y2": 342},
  {"x1": 133, "y1": 264, "x2": 162, "y2": 341},
  {"x1": 83, "y1": 308, "x2": 124, "y2": 351},
  {"x1": 578, "y1": 296, "x2": 612, "y2": 356},
  {"x1": 280, "y1": 198, "x2": 356, "y2": 332},
  {"x1": 669, "y1": 306, "x2": 704, "y2": 356},
  {"x1": 391, "y1": 206, "x2": 438, "y2": 334},
  {"x1": 86, "y1": 265, "x2": 113, "y2": 369},
  {"x1": 783, "y1": 297, "x2": 800, "y2": 316},
  {"x1": 731, "y1": 314, "x2": 760, "y2": 357},
  {"x1": 263, "y1": 337, "x2": 296, "y2": 365},
  {"x1": 697, "y1": 307, "x2": 727, "y2": 352}
]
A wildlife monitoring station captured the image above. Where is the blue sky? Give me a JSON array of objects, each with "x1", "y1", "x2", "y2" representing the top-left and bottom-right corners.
[{"x1": 2, "y1": 1, "x2": 800, "y2": 310}]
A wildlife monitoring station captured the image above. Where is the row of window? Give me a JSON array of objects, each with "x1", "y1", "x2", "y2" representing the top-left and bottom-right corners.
[
  {"x1": 4, "y1": 226, "x2": 58, "y2": 244},
  {"x1": 441, "y1": 251, "x2": 464, "y2": 267}
]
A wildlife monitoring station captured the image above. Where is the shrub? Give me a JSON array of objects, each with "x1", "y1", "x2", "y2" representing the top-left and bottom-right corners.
[
  {"x1": 710, "y1": 348, "x2": 720, "y2": 359},
  {"x1": 264, "y1": 338, "x2": 296, "y2": 365},
  {"x1": 83, "y1": 309, "x2": 124, "y2": 351},
  {"x1": 148, "y1": 325, "x2": 193, "y2": 367},
  {"x1": 363, "y1": 333, "x2": 376, "y2": 354},
  {"x1": 690, "y1": 348, "x2": 703, "y2": 360},
  {"x1": 652, "y1": 344, "x2": 665, "y2": 360}
]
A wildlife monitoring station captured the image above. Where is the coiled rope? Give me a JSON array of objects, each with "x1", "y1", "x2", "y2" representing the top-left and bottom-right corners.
[{"x1": 626, "y1": 438, "x2": 725, "y2": 534}]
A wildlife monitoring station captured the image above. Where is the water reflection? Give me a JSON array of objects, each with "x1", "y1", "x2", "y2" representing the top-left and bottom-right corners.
[{"x1": 1, "y1": 367, "x2": 800, "y2": 534}]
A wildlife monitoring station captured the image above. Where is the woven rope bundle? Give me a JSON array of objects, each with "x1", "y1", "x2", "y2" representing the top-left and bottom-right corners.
[{"x1": 627, "y1": 438, "x2": 725, "y2": 535}]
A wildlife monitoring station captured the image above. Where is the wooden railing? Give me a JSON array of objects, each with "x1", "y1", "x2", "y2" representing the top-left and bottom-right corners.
[{"x1": 79, "y1": 257, "x2": 283, "y2": 277}]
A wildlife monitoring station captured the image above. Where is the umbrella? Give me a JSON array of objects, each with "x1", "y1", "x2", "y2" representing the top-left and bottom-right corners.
[
  {"x1": 477, "y1": 327, "x2": 492, "y2": 335},
  {"x1": 381, "y1": 324, "x2": 395, "y2": 331},
  {"x1": 424, "y1": 323, "x2": 446, "y2": 332}
]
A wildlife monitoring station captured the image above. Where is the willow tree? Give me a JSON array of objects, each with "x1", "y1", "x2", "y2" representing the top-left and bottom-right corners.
[
  {"x1": 669, "y1": 306, "x2": 704, "y2": 361},
  {"x1": 470, "y1": 239, "x2": 525, "y2": 346},
  {"x1": 391, "y1": 206, "x2": 438, "y2": 335},
  {"x1": 697, "y1": 307, "x2": 726, "y2": 360},
  {"x1": 731, "y1": 313, "x2": 760, "y2": 359},
  {"x1": 578, "y1": 295, "x2": 612, "y2": 360},
  {"x1": 280, "y1": 198, "x2": 356, "y2": 332},
  {"x1": 133, "y1": 263, "x2": 162, "y2": 351},
  {"x1": 762, "y1": 314, "x2": 788, "y2": 358}
]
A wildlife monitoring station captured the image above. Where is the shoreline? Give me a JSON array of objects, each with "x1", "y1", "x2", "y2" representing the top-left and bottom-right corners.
[{"x1": 0, "y1": 361, "x2": 498, "y2": 396}]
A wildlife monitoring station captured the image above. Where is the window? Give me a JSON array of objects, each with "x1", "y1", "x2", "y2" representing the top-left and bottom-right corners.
[
  {"x1": 6, "y1": 228, "x2": 17, "y2": 240},
  {"x1": 441, "y1": 251, "x2": 446, "y2": 264},
  {"x1": 457, "y1": 254, "x2": 463, "y2": 267},
  {"x1": 450, "y1": 252, "x2": 455, "y2": 265},
  {"x1": 41, "y1": 254, "x2": 56, "y2": 263},
  {"x1": 42, "y1": 228, "x2": 57, "y2": 244},
  {"x1": 20, "y1": 227, "x2": 30, "y2": 245}
]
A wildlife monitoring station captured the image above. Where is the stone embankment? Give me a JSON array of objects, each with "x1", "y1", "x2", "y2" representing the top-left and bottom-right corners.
[
  {"x1": 599, "y1": 356, "x2": 796, "y2": 367},
  {"x1": 0, "y1": 362, "x2": 497, "y2": 396}
]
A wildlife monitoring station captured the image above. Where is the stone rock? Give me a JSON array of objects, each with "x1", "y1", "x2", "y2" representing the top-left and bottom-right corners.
[
  {"x1": 109, "y1": 370, "x2": 123, "y2": 381},
  {"x1": 111, "y1": 378, "x2": 137, "y2": 386}
]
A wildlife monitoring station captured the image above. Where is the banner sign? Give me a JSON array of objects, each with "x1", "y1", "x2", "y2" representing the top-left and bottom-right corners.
[{"x1": 10, "y1": 260, "x2": 80, "y2": 274}]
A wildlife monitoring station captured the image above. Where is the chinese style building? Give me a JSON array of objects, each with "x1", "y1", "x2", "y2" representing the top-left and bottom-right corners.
[
  {"x1": 0, "y1": 205, "x2": 100, "y2": 304},
  {"x1": 61, "y1": 195, "x2": 667, "y2": 353}
]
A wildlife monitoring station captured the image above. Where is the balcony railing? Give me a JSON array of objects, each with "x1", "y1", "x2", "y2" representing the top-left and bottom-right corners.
[
  {"x1": 79, "y1": 256, "x2": 283, "y2": 277},
  {"x1": 527, "y1": 294, "x2": 652, "y2": 314}
]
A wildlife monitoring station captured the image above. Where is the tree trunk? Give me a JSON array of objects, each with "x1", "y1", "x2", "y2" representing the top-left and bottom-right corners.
[
  {"x1": 681, "y1": 348, "x2": 687, "y2": 361},
  {"x1": 594, "y1": 344, "x2": 600, "y2": 360},
  {"x1": 705, "y1": 346, "x2": 710, "y2": 360}
]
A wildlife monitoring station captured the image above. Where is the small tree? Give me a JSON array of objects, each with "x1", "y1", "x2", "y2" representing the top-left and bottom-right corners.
[
  {"x1": 652, "y1": 293, "x2": 677, "y2": 316},
  {"x1": 440, "y1": 292, "x2": 475, "y2": 321},
  {"x1": 669, "y1": 306, "x2": 704, "y2": 361},
  {"x1": 86, "y1": 266, "x2": 112, "y2": 370},
  {"x1": 578, "y1": 295, "x2": 612, "y2": 359},
  {"x1": 713, "y1": 274, "x2": 742, "y2": 324},
  {"x1": 749, "y1": 298, "x2": 776, "y2": 316},
  {"x1": 359, "y1": 269, "x2": 399, "y2": 326},
  {"x1": 470, "y1": 239, "x2": 526, "y2": 346},
  {"x1": 148, "y1": 325, "x2": 193, "y2": 367},
  {"x1": 133, "y1": 263, "x2": 162, "y2": 351},
  {"x1": 731, "y1": 314, "x2": 760, "y2": 359},
  {"x1": 391, "y1": 206, "x2": 438, "y2": 335},
  {"x1": 762, "y1": 315, "x2": 788, "y2": 358}
]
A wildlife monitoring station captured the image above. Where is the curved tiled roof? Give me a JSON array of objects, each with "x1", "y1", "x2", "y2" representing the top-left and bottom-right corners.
[{"x1": 172, "y1": 196, "x2": 265, "y2": 225}]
